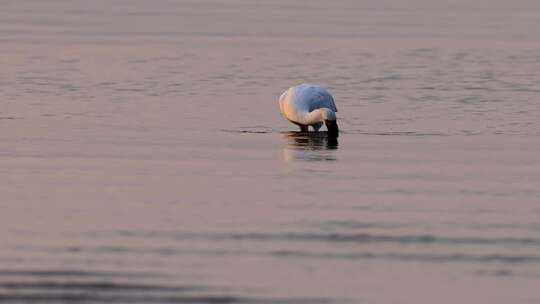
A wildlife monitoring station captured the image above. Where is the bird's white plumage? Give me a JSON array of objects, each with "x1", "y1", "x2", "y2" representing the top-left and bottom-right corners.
[{"x1": 279, "y1": 84, "x2": 337, "y2": 128}]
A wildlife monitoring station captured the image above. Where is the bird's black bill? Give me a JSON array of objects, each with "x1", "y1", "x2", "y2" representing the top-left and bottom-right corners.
[{"x1": 325, "y1": 120, "x2": 339, "y2": 138}]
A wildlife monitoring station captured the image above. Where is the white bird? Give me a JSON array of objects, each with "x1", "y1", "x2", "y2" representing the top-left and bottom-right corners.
[{"x1": 279, "y1": 84, "x2": 339, "y2": 137}]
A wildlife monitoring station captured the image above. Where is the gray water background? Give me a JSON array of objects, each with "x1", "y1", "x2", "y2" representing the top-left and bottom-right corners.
[{"x1": 1, "y1": 1, "x2": 540, "y2": 303}]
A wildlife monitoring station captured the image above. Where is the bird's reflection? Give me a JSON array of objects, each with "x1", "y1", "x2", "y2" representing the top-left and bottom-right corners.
[{"x1": 281, "y1": 132, "x2": 339, "y2": 162}]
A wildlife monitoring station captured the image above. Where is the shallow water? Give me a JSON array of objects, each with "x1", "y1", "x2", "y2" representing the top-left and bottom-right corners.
[{"x1": 2, "y1": 1, "x2": 540, "y2": 303}]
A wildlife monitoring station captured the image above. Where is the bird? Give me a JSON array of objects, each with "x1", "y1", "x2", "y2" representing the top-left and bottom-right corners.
[{"x1": 279, "y1": 84, "x2": 339, "y2": 137}]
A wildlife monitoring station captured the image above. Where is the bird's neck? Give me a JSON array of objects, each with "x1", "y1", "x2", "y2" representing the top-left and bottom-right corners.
[{"x1": 297, "y1": 109, "x2": 324, "y2": 125}]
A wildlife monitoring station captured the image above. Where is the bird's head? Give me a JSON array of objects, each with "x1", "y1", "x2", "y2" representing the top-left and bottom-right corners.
[
  {"x1": 320, "y1": 108, "x2": 336, "y2": 121},
  {"x1": 320, "y1": 108, "x2": 338, "y2": 137}
]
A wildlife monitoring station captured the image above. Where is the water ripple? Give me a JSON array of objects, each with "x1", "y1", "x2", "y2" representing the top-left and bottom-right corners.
[{"x1": 83, "y1": 231, "x2": 540, "y2": 247}]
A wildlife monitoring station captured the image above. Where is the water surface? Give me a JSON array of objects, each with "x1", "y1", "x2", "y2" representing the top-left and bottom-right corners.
[{"x1": 2, "y1": 1, "x2": 540, "y2": 303}]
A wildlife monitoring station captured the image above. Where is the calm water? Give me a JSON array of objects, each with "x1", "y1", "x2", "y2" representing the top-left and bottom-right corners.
[{"x1": 2, "y1": 1, "x2": 540, "y2": 303}]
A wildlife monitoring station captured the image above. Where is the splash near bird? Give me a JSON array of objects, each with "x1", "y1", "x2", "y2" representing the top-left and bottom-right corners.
[{"x1": 279, "y1": 84, "x2": 338, "y2": 137}]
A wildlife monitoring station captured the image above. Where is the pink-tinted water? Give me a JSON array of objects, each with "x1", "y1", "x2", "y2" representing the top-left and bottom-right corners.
[{"x1": 1, "y1": 1, "x2": 540, "y2": 303}]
